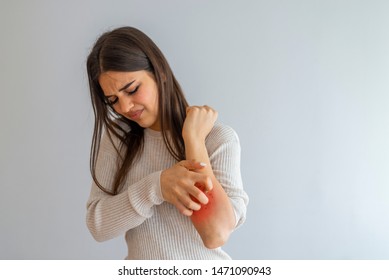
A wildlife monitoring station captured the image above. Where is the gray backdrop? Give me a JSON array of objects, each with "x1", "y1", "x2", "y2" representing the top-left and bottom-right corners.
[{"x1": 1, "y1": 0, "x2": 388, "y2": 259}]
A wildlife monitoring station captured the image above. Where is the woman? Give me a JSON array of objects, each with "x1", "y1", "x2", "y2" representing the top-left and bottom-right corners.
[{"x1": 86, "y1": 26, "x2": 248, "y2": 259}]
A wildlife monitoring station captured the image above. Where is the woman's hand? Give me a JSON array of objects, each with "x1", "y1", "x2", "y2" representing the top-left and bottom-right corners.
[
  {"x1": 182, "y1": 106, "x2": 218, "y2": 142},
  {"x1": 160, "y1": 160, "x2": 213, "y2": 216}
]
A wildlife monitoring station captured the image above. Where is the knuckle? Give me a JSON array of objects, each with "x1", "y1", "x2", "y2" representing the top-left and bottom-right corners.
[{"x1": 177, "y1": 178, "x2": 187, "y2": 186}]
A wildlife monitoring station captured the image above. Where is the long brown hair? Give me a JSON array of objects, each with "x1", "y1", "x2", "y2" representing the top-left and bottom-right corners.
[{"x1": 86, "y1": 27, "x2": 188, "y2": 195}]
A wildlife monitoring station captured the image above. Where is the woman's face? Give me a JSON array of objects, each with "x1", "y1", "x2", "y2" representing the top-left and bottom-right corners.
[{"x1": 99, "y1": 70, "x2": 160, "y2": 131}]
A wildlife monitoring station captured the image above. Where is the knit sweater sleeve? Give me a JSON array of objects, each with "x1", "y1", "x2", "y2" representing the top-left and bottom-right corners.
[
  {"x1": 207, "y1": 123, "x2": 249, "y2": 229},
  {"x1": 86, "y1": 132, "x2": 164, "y2": 242}
]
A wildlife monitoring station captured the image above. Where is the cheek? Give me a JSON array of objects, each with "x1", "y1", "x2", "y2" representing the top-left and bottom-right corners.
[{"x1": 137, "y1": 87, "x2": 158, "y2": 107}]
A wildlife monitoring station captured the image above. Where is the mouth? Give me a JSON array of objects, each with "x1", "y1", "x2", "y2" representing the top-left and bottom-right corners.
[{"x1": 128, "y1": 109, "x2": 144, "y2": 121}]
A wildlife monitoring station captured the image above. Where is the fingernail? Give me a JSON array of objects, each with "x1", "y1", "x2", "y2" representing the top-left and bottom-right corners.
[
  {"x1": 201, "y1": 193, "x2": 209, "y2": 204},
  {"x1": 199, "y1": 162, "x2": 207, "y2": 167}
]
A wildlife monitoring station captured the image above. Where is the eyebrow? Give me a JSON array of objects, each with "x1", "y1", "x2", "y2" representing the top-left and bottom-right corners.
[{"x1": 105, "y1": 80, "x2": 136, "y2": 97}]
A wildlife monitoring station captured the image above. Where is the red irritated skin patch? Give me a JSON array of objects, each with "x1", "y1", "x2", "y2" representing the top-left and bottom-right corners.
[{"x1": 190, "y1": 183, "x2": 215, "y2": 223}]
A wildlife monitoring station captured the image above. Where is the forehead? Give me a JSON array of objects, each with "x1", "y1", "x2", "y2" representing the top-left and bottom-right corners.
[
  {"x1": 99, "y1": 71, "x2": 137, "y2": 86},
  {"x1": 99, "y1": 71, "x2": 145, "y2": 95}
]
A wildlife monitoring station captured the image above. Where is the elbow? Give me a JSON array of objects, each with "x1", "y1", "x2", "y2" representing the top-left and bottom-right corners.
[
  {"x1": 87, "y1": 221, "x2": 107, "y2": 243},
  {"x1": 88, "y1": 228, "x2": 109, "y2": 243},
  {"x1": 202, "y1": 229, "x2": 232, "y2": 249},
  {"x1": 204, "y1": 238, "x2": 226, "y2": 250},
  {"x1": 86, "y1": 213, "x2": 111, "y2": 243},
  {"x1": 199, "y1": 214, "x2": 236, "y2": 249}
]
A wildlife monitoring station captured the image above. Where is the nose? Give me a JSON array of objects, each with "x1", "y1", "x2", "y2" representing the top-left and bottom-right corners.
[{"x1": 118, "y1": 96, "x2": 133, "y2": 114}]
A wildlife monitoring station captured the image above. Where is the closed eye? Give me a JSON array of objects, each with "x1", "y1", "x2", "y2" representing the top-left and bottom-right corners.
[
  {"x1": 104, "y1": 85, "x2": 139, "y2": 106},
  {"x1": 127, "y1": 85, "x2": 139, "y2": 95}
]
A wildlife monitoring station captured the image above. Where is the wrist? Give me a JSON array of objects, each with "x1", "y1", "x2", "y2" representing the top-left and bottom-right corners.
[
  {"x1": 183, "y1": 133, "x2": 206, "y2": 145},
  {"x1": 184, "y1": 141, "x2": 210, "y2": 168},
  {"x1": 184, "y1": 138, "x2": 206, "y2": 154}
]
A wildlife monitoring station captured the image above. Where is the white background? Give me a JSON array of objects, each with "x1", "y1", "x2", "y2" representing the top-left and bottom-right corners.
[{"x1": 1, "y1": 0, "x2": 388, "y2": 259}]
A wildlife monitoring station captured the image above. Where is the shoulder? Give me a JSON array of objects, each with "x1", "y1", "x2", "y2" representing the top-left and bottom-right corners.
[{"x1": 206, "y1": 122, "x2": 240, "y2": 151}]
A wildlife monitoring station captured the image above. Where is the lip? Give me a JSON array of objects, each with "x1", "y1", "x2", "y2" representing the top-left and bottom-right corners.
[{"x1": 128, "y1": 109, "x2": 144, "y2": 120}]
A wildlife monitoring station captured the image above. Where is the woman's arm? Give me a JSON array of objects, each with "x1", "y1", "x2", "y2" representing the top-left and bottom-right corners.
[
  {"x1": 86, "y1": 171, "x2": 163, "y2": 242},
  {"x1": 88, "y1": 160, "x2": 214, "y2": 242},
  {"x1": 182, "y1": 106, "x2": 237, "y2": 249},
  {"x1": 87, "y1": 130, "x2": 214, "y2": 242}
]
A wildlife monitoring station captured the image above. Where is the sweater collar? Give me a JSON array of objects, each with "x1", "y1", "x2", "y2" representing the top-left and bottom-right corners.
[{"x1": 144, "y1": 128, "x2": 163, "y2": 138}]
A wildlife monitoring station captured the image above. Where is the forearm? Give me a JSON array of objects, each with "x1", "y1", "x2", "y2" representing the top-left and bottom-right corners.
[{"x1": 185, "y1": 139, "x2": 236, "y2": 249}]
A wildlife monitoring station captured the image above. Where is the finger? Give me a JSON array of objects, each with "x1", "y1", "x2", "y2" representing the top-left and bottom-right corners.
[
  {"x1": 186, "y1": 105, "x2": 203, "y2": 113},
  {"x1": 189, "y1": 185, "x2": 209, "y2": 205},
  {"x1": 173, "y1": 186, "x2": 202, "y2": 211},
  {"x1": 205, "y1": 106, "x2": 218, "y2": 117},
  {"x1": 179, "y1": 193, "x2": 202, "y2": 210},
  {"x1": 186, "y1": 106, "x2": 196, "y2": 114},
  {"x1": 193, "y1": 173, "x2": 213, "y2": 192},
  {"x1": 178, "y1": 160, "x2": 207, "y2": 171},
  {"x1": 204, "y1": 177, "x2": 213, "y2": 192},
  {"x1": 175, "y1": 201, "x2": 194, "y2": 217},
  {"x1": 202, "y1": 105, "x2": 217, "y2": 115}
]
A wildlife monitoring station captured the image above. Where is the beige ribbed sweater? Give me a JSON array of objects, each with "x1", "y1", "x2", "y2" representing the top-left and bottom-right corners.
[{"x1": 86, "y1": 122, "x2": 248, "y2": 259}]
